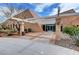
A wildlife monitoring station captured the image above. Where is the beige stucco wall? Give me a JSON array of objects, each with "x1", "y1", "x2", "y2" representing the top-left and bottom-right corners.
[
  {"x1": 24, "y1": 22, "x2": 43, "y2": 32},
  {"x1": 3, "y1": 19, "x2": 43, "y2": 32}
]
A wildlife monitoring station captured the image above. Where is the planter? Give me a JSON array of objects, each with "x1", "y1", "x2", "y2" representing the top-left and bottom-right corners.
[
  {"x1": 8, "y1": 32, "x2": 18, "y2": 36},
  {"x1": 0, "y1": 32, "x2": 7, "y2": 37}
]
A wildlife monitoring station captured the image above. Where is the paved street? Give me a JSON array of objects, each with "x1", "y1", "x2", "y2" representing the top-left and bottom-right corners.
[{"x1": 0, "y1": 32, "x2": 79, "y2": 55}]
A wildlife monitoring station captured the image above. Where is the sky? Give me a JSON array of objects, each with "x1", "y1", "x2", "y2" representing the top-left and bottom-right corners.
[{"x1": 0, "y1": 3, "x2": 79, "y2": 23}]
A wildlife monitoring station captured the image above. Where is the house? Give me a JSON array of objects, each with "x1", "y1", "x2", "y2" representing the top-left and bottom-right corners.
[
  {"x1": 2, "y1": 9, "x2": 43, "y2": 33},
  {"x1": 37, "y1": 9, "x2": 79, "y2": 32},
  {"x1": 2, "y1": 9, "x2": 79, "y2": 34}
]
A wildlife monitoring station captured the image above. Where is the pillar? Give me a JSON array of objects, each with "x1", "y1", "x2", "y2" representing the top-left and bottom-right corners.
[
  {"x1": 50, "y1": 17, "x2": 61, "y2": 43},
  {"x1": 55, "y1": 17, "x2": 61, "y2": 40},
  {"x1": 19, "y1": 21, "x2": 25, "y2": 36}
]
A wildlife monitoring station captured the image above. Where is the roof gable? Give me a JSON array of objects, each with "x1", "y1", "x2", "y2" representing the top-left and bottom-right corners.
[
  {"x1": 60, "y1": 9, "x2": 76, "y2": 14},
  {"x1": 14, "y1": 9, "x2": 38, "y2": 19}
]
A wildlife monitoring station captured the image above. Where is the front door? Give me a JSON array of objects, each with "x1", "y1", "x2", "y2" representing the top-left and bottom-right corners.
[{"x1": 42, "y1": 24, "x2": 55, "y2": 32}]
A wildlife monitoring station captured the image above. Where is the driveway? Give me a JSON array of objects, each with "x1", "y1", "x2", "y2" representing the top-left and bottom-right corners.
[{"x1": 0, "y1": 36, "x2": 79, "y2": 55}]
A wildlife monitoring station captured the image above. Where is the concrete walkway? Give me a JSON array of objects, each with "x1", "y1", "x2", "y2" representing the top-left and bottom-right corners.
[{"x1": 0, "y1": 37, "x2": 79, "y2": 55}]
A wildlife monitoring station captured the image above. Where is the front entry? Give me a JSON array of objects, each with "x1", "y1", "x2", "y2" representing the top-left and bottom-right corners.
[{"x1": 42, "y1": 24, "x2": 55, "y2": 32}]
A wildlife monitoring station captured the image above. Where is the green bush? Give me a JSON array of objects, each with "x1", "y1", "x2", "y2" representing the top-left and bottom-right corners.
[
  {"x1": 63, "y1": 26, "x2": 79, "y2": 46},
  {"x1": 63, "y1": 26, "x2": 79, "y2": 36}
]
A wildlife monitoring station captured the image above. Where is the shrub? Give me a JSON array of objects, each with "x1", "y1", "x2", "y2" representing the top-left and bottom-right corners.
[
  {"x1": 72, "y1": 34, "x2": 79, "y2": 46},
  {"x1": 63, "y1": 26, "x2": 79, "y2": 46},
  {"x1": 0, "y1": 29, "x2": 17, "y2": 34},
  {"x1": 28, "y1": 28, "x2": 32, "y2": 32},
  {"x1": 63, "y1": 26, "x2": 79, "y2": 36}
]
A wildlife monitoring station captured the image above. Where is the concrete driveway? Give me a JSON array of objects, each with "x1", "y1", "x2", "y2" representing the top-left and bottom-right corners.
[{"x1": 0, "y1": 36, "x2": 79, "y2": 55}]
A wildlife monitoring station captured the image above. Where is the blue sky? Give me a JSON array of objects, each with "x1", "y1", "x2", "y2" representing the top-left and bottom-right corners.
[
  {"x1": 0, "y1": 3, "x2": 60, "y2": 16},
  {"x1": 0, "y1": 3, "x2": 79, "y2": 22}
]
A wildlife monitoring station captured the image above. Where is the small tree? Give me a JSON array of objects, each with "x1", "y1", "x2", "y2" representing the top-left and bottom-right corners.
[{"x1": 1, "y1": 3, "x2": 19, "y2": 18}]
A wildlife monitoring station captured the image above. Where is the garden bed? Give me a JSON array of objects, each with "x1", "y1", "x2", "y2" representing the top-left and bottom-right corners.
[
  {"x1": 55, "y1": 38, "x2": 79, "y2": 52},
  {"x1": 0, "y1": 29, "x2": 18, "y2": 37}
]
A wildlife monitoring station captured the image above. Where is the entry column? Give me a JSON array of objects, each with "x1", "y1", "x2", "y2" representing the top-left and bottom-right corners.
[{"x1": 19, "y1": 21, "x2": 25, "y2": 36}]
